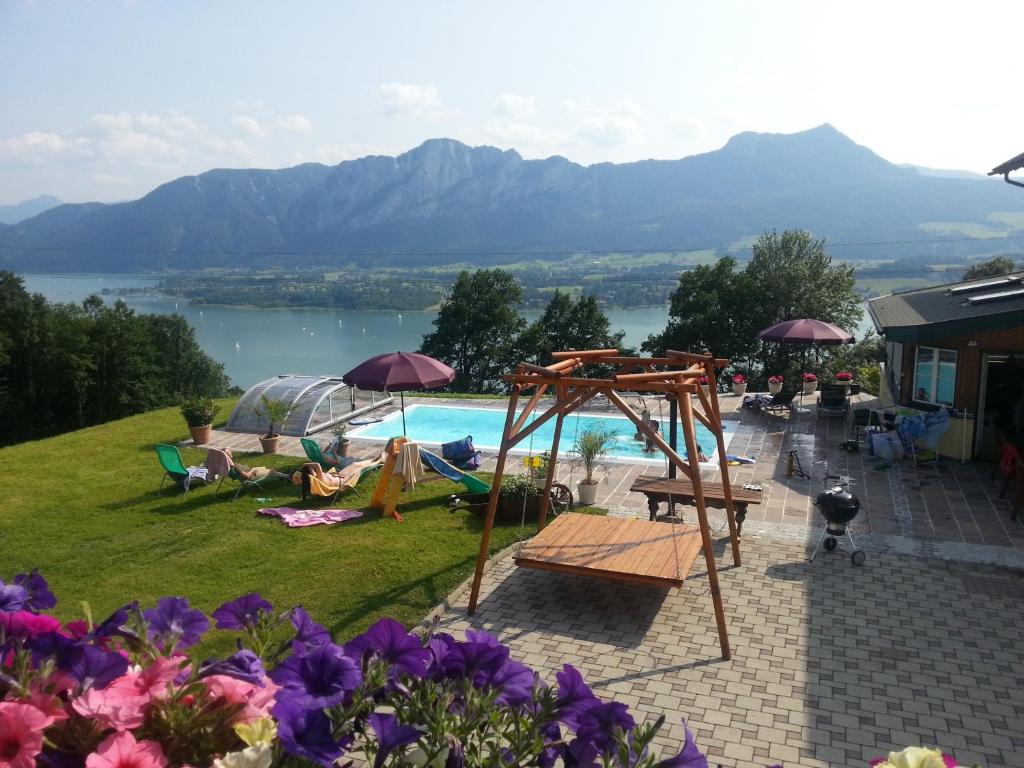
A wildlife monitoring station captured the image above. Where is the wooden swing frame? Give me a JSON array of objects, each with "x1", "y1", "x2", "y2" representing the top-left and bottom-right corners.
[{"x1": 467, "y1": 348, "x2": 742, "y2": 660}]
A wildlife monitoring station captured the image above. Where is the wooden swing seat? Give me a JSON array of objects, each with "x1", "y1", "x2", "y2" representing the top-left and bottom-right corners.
[{"x1": 514, "y1": 512, "x2": 703, "y2": 588}]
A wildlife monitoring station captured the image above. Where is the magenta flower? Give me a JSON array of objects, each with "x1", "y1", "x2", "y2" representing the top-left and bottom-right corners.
[
  {"x1": 143, "y1": 597, "x2": 209, "y2": 651},
  {"x1": 12, "y1": 570, "x2": 56, "y2": 612},
  {"x1": 211, "y1": 593, "x2": 272, "y2": 630},
  {"x1": 273, "y1": 698, "x2": 349, "y2": 768},
  {"x1": 290, "y1": 607, "x2": 331, "y2": 651},
  {"x1": 271, "y1": 642, "x2": 362, "y2": 709},
  {"x1": 368, "y1": 713, "x2": 421, "y2": 768},
  {"x1": 345, "y1": 618, "x2": 430, "y2": 679}
]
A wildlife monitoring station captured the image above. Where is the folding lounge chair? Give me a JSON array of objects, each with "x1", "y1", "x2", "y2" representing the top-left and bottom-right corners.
[
  {"x1": 759, "y1": 391, "x2": 799, "y2": 417},
  {"x1": 300, "y1": 438, "x2": 334, "y2": 470},
  {"x1": 817, "y1": 385, "x2": 849, "y2": 418},
  {"x1": 301, "y1": 463, "x2": 380, "y2": 504},
  {"x1": 155, "y1": 444, "x2": 207, "y2": 493},
  {"x1": 205, "y1": 447, "x2": 283, "y2": 501}
]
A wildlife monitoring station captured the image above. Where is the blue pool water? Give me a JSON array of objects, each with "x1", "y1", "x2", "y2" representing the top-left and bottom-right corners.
[{"x1": 347, "y1": 404, "x2": 732, "y2": 463}]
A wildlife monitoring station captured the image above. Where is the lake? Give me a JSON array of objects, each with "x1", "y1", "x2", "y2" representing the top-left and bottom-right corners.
[
  {"x1": 20, "y1": 273, "x2": 876, "y2": 389},
  {"x1": 19, "y1": 274, "x2": 673, "y2": 389}
]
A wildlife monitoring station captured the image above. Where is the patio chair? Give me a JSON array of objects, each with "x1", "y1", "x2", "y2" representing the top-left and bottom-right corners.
[
  {"x1": 817, "y1": 385, "x2": 849, "y2": 418},
  {"x1": 300, "y1": 438, "x2": 334, "y2": 470},
  {"x1": 300, "y1": 461, "x2": 381, "y2": 504},
  {"x1": 759, "y1": 390, "x2": 799, "y2": 417},
  {"x1": 205, "y1": 447, "x2": 285, "y2": 500},
  {"x1": 155, "y1": 444, "x2": 208, "y2": 493}
]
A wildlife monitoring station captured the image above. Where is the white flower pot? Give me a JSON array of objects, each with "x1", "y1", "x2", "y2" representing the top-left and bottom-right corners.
[
  {"x1": 803, "y1": 381, "x2": 817, "y2": 395},
  {"x1": 768, "y1": 381, "x2": 783, "y2": 395},
  {"x1": 732, "y1": 383, "x2": 747, "y2": 397},
  {"x1": 577, "y1": 481, "x2": 599, "y2": 506}
]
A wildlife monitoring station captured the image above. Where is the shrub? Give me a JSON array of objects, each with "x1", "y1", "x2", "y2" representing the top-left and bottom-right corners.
[
  {"x1": 180, "y1": 396, "x2": 219, "y2": 427},
  {"x1": 499, "y1": 472, "x2": 538, "y2": 500}
]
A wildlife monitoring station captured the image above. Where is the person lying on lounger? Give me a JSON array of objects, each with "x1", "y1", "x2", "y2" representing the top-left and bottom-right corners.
[{"x1": 221, "y1": 448, "x2": 290, "y2": 481}]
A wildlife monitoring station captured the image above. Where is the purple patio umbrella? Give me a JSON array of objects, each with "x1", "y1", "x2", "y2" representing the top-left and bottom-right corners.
[
  {"x1": 342, "y1": 351, "x2": 455, "y2": 434},
  {"x1": 757, "y1": 318, "x2": 854, "y2": 345}
]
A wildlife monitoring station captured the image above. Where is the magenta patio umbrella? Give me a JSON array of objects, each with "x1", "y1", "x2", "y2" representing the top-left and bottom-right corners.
[
  {"x1": 342, "y1": 351, "x2": 455, "y2": 434},
  {"x1": 757, "y1": 318, "x2": 854, "y2": 345}
]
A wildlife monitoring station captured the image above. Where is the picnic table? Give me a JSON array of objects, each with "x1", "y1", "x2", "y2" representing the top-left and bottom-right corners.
[{"x1": 630, "y1": 474, "x2": 763, "y2": 535}]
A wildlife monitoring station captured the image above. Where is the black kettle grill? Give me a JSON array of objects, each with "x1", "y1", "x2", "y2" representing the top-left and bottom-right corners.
[{"x1": 810, "y1": 484, "x2": 866, "y2": 565}]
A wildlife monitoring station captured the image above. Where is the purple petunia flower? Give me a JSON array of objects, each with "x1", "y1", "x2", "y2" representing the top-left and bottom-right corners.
[
  {"x1": 575, "y1": 702, "x2": 636, "y2": 755},
  {"x1": 0, "y1": 580, "x2": 29, "y2": 613},
  {"x1": 565, "y1": 738, "x2": 600, "y2": 768},
  {"x1": 345, "y1": 618, "x2": 431, "y2": 679},
  {"x1": 144, "y1": 597, "x2": 210, "y2": 650},
  {"x1": 538, "y1": 722, "x2": 562, "y2": 768},
  {"x1": 440, "y1": 630, "x2": 510, "y2": 686},
  {"x1": 90, "y1": 602, "x2": 139, "y2": 640},
  {"x1": 25, "y1": 631, "x2": 75, "y2": 666},
  {"x1": 38, "y1": 749, "x2": 86, "y2": 768},
  {"x1": 13, "y1": 570, "x2": 57, "y2": 612},
  {"x1": 211, "y1": 593, "x2": 273, "y2": 630},
  {"x1": 486, "y1": 658, "x2": 536, "y2": 707},
  {"x1": 199, "y1": 649, "x2": 267, "y2": 686},
  {"x1": 273, "y1": 698, "x2": 349, "y2": 768},
  {"x1": 653, "y1": 720, "x2": 708, "y2": 767},
  {"x1": 368, "y1": 713, "x2": 421, "y2": 768},
  {"x1": 271, "y1": 642, "x2": 362, "y2": 709},
  {"x1": 290, "y1": 606, "x2": 331, "y2": 651},
  {"x1": 444, "y1": 735, "x2": 466, "y2": 768},
  {"x1": 57, "y1": 644, "x2": 130, "y2": 690},
  {"x1": 556, "y1": 665, "x2": 601, "y2": 729}
]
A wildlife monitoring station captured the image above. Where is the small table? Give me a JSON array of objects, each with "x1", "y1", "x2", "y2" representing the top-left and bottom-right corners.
[{"x1": 630, "y1": 474, "x2": 763, "y2": 535}]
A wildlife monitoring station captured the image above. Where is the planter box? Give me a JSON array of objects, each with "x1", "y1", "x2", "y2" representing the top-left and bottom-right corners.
[
  {"x1": 732, "y1": 383, "x2": 747, "y2": 397},
  {"x1": 768, "y1": 381, "x2": 783, "y2": 395}
]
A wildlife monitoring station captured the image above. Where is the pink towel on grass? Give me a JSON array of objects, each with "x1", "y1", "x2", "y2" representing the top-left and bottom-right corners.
[{"x1": 259, "y1": 507, "x2": 363, "y2": 527}]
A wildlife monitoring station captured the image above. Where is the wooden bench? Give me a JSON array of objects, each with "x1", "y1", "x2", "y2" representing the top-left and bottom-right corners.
[{"x1": 630, "y1": 474, "x2": 762, "y2": 535}]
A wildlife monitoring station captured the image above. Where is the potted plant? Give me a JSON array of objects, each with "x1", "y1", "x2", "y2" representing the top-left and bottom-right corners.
[
  {"x1": 330, "y1": 420, "x2": 350, "y2": 459},
  {"x1": 527, "y1": 451, "x2": 551, "y2": 490},
  {"x1": 253, "y1": 395, "x2": 293, "y2": 454},
  {"x1": 180, "y1": 396, "x2": 219, "y2": 446},
  {"x1": 835, "y1": 370, "x2": 854, "y2": 391},
  {"x1": 731, "y1": 373, "x2": 747, "y2": 397},
  {"x1": 802, "y1": 372, "x2": 818, "y2": 395},
  {"x1": 768, "y1": 374, "x2": 784, "y2": 395},
  {"x1": 499, "y1": 473, "x2": 540, "y2": 521},
  {"x1": 571, "y1": 428, "x2": 615, "y2": 505},
  {"x1": 698, "y1": 375, "x2": 710, "y2": 397}
]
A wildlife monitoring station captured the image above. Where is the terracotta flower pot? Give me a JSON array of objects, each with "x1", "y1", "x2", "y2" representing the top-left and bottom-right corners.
[
  {"x1": 802, "y1": 381, "x2": 817, "y2": 395},
  {"x1": 259, "y1": 435, "x2": 280, "y2": 454},
  {"x1": 732, "y1": 383, "x2": 747, "y2": 397},
  {"x1": 338, "y1": 439, "x2": 351, "y2": 458},
  {"x1": 577, "y1": 481, "x2": 599, "y2": 506},
  {"x1": 768, "y1": 381, "x2": 783, "y2": 395},
  {"x1": 189, "y1": 424, "x2": 212, "y2": 446}
]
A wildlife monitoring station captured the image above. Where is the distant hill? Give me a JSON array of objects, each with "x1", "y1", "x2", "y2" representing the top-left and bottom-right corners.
[
  {"x1": 3, "y1": 125, "x2": 1023, "y2": 272},
  {"x1": 0, "y1": 194, "x2": 62, "y2": 225}
]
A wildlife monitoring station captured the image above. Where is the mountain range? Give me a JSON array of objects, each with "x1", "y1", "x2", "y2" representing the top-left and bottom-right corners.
[
  {"x1": 2, "y1": 124, "x2": 1022, "y2": 272},
  {"x1": 0, "y1": 195, "x2": 62, "y2": 226}
]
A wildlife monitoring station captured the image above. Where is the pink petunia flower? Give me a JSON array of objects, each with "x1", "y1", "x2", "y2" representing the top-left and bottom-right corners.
[
  {"x1": 135, "y1": 657, "x2": 187, "y2": 702},
  {"x1": 24, "y1": 683, "x2": 68, "y2": 727},
  {"x1": 201, "y1": 675, "x2": 280, "y2": 724},
  {"x1": 85, "y1": 732, "x2": 167, "y2": 768},
  {"x1": 0, "y1": 701, "x2": 50, "y2": 768},
  {"x1": 72, "y1": 675, "x2": 148, "y2": 732}
]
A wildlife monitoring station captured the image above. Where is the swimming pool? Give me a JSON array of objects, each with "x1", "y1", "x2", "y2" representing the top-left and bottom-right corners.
[{"x1": 347, "y1": 404, "x2": 732, "y2": 463}]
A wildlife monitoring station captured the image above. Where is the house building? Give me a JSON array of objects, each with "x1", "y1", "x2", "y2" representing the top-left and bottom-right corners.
[{"x1": 868, "y1": 271, "x2": 1024, "y2": 459}]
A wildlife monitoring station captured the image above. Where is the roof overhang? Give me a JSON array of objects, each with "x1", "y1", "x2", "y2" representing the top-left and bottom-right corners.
[
  {"x1": 989, "y1": 150, "x2": 1024, "y2": 189},
  {"x1": 873, "y1": 309, "x2": 1024, "y2": 343}
]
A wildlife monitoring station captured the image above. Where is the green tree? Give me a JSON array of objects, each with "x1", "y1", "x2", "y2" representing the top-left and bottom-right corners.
[
  {"x1": 962, "y1": 255, "x2": 1019, "y2": 281},
  {"x1": 420, "y1": 269, "x2": 526, "y2": 393},
  {"x1": 518, "y1": 291, "x2": 626, "y2": 364}
]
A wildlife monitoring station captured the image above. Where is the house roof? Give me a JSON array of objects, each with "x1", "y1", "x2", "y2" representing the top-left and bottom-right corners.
[
  {"x1": 990, "y1": 150, "x2": 1024, "y2": 177},
  {"x1": 868, "y1": 271, "x2": 1024, "y2": 341}
]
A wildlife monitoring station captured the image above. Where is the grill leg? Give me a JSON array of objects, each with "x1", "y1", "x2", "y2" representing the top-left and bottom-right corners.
[{"x1": 808, "y1": 526, "x2": 829, "y2": 562}]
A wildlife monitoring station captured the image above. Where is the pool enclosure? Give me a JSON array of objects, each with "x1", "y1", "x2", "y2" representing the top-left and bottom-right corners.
[{"x1": 226, "y1": 375, "x2": 393, "y2": 436}]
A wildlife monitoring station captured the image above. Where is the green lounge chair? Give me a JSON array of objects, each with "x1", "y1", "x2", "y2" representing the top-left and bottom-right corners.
[
  {"x1": 205, "y1": 447, "x2": 286, "y2": 500},
  {"x1": 156, "y1": 444, "x2": 207, "y2": 493},
  {"x1": 300, "y1": 438, "x2": 334, "y2": 470}
]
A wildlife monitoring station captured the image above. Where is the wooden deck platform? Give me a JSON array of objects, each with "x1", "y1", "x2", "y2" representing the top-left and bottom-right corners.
[{"x1": 514, "y1": 512, "x2": 704, "y2": 588}]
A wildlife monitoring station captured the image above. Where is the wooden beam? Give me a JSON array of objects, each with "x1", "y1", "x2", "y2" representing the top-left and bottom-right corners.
[
  {"x1": 666, "y1": 349, "x2": 730, "y2": 368},
  {"x1": 546, "y1": 358, "x2": 579, "y2": 372},
  {"x1": 468, "y1": 385, "x2": 521, "y2": 615},
  {"x1": 509, "y1": 387, "x2": 600, "y2": 448},
  {"x1": 701, "y1": 367, "x2": 741, "y2": 567},
  {"x1": 604, "y1": 389, "x2": 693, "y2": 481},
  {"x1": 678, "y1": 391, "x2": 732, "y2": 660},
  {"x1": 550, "y1": 348, "x2": 619, "y2": 360},
  {"x1": 613, "y1": 371, "x2": 687, "y2": 383},
  {"x1": 536, "y1": 383, "x2": 567, "y2": 532},
  {"x1": 510, "y1": 384, "x2": 548, "y2": 438},
  {"x1": 519, "y1": 362, "x2": 562, "y2": 377}
]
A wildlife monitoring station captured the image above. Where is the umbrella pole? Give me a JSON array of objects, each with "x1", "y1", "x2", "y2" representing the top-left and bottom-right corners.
[{"x1": 401, "y1": 391, "x2": 407, "y2": 435}]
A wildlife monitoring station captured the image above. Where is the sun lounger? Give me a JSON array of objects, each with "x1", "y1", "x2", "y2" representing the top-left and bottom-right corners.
[
  {"x1": 156, "y1": 444, "x2": 208, "y2": 493},
  {"x1": 296, "y1": 460, "x2": 381, "y2": 504},
  {"x1": 204, "y1": 447, "x2": 287, "y2": 500},
  {"x1": 300, "y1": 438, "x2": 334, "y2": 470}
]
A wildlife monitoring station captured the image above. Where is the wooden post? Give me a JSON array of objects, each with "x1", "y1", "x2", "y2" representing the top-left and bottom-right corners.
[
  {"x1": 668, "y1": 395, "x2": 678, "y2": 480},
  {"x1": 467, "y1": 385, "x2": 521, "y2": 615},
  {"x1": 702, "y1": 366, "x2": 741, "y2": 567},
  {"x1": 678, "y1": 389, "x2": 732, "y2": 660},
  {"x1": 536, "y1": 384, "x2": 567, "y2": 532}
]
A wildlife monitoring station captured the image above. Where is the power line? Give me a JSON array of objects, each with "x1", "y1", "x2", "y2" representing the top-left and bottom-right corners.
[{"x1": 3, "y1": 232, "x2": 1024, "y2": 259}]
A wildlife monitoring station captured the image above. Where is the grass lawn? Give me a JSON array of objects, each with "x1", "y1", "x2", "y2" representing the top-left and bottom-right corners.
[{"x1": 0, "y1": 399, "x2": 530, "y2": 654}]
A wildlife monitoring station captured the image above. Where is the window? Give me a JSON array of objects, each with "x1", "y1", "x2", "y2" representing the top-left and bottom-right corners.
[{"x1": 913, "y1": 346, "x2": 956, "y2": 406}]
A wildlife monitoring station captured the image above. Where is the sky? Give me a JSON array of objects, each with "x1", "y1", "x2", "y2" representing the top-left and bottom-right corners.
[{"x1": 1, "y1": 0, "x2": 1022, "y2": 205}]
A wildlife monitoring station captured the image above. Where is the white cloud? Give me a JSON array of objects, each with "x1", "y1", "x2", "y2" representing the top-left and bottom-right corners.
[
  {"x1": 92, "y1": 173, "x2": 133, "y2": 187},
  {"x1": 290, "y1": 143, "x2": 392, "y2": 165},
  {"x1": 277, "y1": 114, "x2": 313, "y2": 134},
  {"x1": 378, "y1": 82, "x2": 445, "y2": 120},
  {"x1": 564, "y1": 98, "x2": 645, "y2": 147},
  {"x1": 1, "y1": 131, "x2": 69, "y2": 153},
  {"x1": 232, "y1": 115, "x2": 267, "y2": 138},
  {"x1": 494, "y1": 93, "x2": 535, "y2": 120}
]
